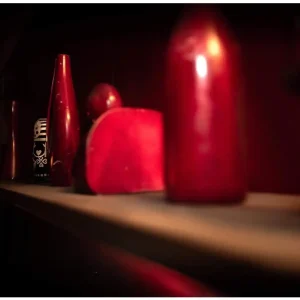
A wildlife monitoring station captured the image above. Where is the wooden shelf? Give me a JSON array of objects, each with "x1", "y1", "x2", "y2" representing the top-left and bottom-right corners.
[{"x1": 1, "y1": 182, "x2": 300, "y2": 282}]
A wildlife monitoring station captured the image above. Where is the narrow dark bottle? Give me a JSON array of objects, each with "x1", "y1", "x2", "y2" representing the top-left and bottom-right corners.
[
  {"x1": 33, "y1": 118, "x2": 49, "y2": 182},
  {"x1": 47, "y1": 54, "x2": 80, "y2": 186},
  {"x1": 164, "y1": 7, "x2": 246, "y2": 203},
  {"x1": 1, "y1": 100, "x2": 19, "y2": 180},
  {"x1": 0, "y1": 108, "x2": 8, "y2": 175}
]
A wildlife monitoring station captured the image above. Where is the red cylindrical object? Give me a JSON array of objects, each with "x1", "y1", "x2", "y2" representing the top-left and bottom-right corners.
[
  {"x1": 1, "y1": 100, "x2": 19, "y2": 180},
  {"x1": 164, "y1": 7, "x2": 246, "y2": 203},
  {"x1": 86, "y1": 83, "x2": 123, "y2": 122},
  {"x1": 47, "y1": 54, "x2": 80, "y2": 186}
]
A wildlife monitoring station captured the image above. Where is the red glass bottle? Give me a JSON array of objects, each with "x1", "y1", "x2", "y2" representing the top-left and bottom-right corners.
[
  {"x1": 1, "y1": 100, "x2": 19, "y2": 180},
  {"x1": 164, "y1": 7, "x2": 246, "y2": 203},
  {"x1": 47, "y1": 54, "x2": 80, "y2": 186}
]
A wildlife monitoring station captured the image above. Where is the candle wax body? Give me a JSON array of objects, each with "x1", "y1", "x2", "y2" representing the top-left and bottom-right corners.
[{"x1": 165, "y1": 8, "x2": 246, "y2": 203}]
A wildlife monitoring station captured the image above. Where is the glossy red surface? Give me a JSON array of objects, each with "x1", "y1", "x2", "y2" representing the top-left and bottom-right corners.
[
  {"x1": 164, "y1": 7, "x2": 246, "y2": 203},
  {"x1": 86, "y1": 83, "x2": 123, "y2": 122},
  {"x1": 1, "y1": 100, "x2": 19, "y2": 180},
  {"x1": 80, "y1": 108, "x2": 164, "y2": 194},
  {"x1": 47, "y1": 54, "x2": 80, "y2": 186}
]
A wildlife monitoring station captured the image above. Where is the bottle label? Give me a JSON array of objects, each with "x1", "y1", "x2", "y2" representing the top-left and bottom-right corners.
[{"x1": 33, "y1": 118, "x2": 49, "y2": 179}]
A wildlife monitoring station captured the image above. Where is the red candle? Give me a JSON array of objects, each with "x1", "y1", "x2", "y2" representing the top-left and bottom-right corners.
[
  {"x1": 164, "y1": 7, "x2": 246, "y2": 203},
  {"x1": 47, "y1": 54, "x2": 80, "y2": 186}
]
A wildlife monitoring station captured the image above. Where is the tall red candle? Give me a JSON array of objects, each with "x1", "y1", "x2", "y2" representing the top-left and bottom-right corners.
[
  {"x1": 47, "y1": 54, "x2": 80, "y2": 186},
  {"x1": 164, "y1": 7, "x2": 246, "y2": 203}
]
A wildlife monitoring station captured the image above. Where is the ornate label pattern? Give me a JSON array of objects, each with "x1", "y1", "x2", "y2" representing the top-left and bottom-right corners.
[{"x1": 33, "y1": 118, "x2": 48, "y2": 177}]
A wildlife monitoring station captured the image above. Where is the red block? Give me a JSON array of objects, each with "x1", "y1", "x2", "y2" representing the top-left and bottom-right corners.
[{"x1": 73, "y1": 107, "x2": 164, "y2": 194}]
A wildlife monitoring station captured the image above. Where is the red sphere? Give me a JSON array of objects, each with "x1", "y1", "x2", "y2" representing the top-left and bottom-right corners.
[{"x1": 86, "y1": 83, "x2": 123, "y2": 121}]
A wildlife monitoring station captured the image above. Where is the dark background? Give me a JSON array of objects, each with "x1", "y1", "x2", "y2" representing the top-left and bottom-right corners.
[{"x1": 1, "y1": 4, "x2": 300, "y2": 193}]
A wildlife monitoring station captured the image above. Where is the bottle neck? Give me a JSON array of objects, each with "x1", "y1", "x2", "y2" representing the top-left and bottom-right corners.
[{"x1": 55, "y1": 54, "x2": 71, "y2": 80}]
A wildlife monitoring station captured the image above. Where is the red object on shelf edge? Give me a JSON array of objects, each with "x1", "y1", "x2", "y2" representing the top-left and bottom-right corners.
[
  {"x1": 86, "y1": 83, "x2": 123, "y2": 122},
  {"x1": 97, "y1": 243, "x2": 218, "y2": 296},
  {"x1": 1, "y1": 100, "x2": 19, "y2": 180},
  {"x1": 47, "y1": 54, "x2": 80, "y2": 186},
  {"x1": 164, "y1": 6, "x2": 246, "y2": 203},
  {"x1": 73, "y1": 108, "x2": 164, "y2": 194}
]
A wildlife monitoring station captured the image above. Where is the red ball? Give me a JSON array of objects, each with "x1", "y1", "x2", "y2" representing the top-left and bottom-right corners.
[{"x1": 86, "y1": 83, "x2": 123, "y2": 121}]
